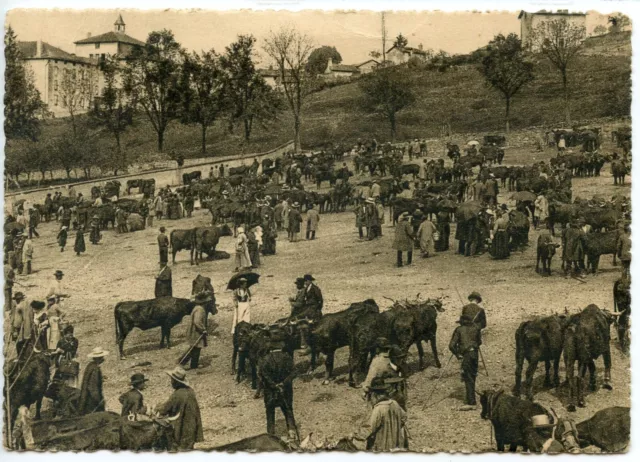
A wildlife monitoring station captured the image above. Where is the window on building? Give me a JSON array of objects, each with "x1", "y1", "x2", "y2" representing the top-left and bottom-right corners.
[
  {"x1": 95, "y1": 43, "x2": 100, "y2": 49},
  {"x1": 54, "y1": 95, "x2": 58, "y2": 106},
  {"x1": 54, "y1": 79, "x2": 58, "y2": 91}
]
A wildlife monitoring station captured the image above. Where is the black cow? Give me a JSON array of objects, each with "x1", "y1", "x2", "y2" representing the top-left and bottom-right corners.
[
  {"x1": 126, "y1": 179, "x2": 156, "y2": 196},
  {"x1": 394, "y1": 299, "x2": 445, "y2": 370},
  {"x1": 170, "y1": 228, "x2": 196, "y2": 265},
  {"x1": 193, "y1": 224, "x2": 233, "y2": 265},
  {"x1": 229, "y1": 165, "x2": 250, "y2": 176},
  {"x1": 563, "y1": 304, "x2": 620, "y2": 411},
  {"x1": 514, "y1": 315, "x2": 567, "y2": 400},
  {"x1": 7, "y1": 351, "x2": 52, "y2": 425},
  {"x1": 536, "y1": 235, "x2": 560, "y2": 275},
  {"x1": 401, "y1": 163, "x2": 420, "y2": 179},
  {"x1": 480, "y1": 389, "x2": 547, "y2": 452},
  {"x1": 582, "y1": 230, "x2": 618, "y2": 274},
  {"x1": 182, "y1": 171, "x2": 202, "y2": 185},
  {"x1": 114, "y1": 297, "x2": 197, "y2": 359},
  {"x1": 213, "y1": 434, "x2": 291, "y2": 452}
]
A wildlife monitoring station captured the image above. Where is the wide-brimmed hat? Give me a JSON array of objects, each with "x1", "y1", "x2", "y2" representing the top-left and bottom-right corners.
[
  {"x1": 303, "y1": 274, "x2": 315, "y2": 282},
  {"x1": 531, "y1": 414, "x2": 556, "y2": 429},
  {"x1": 368, "y1": 377, "x2": 390, "y2": 392},
  {"x1": 13, "y1": 292, "x2": 25, "y2": 301},
  {"x1": 93, "y1": 215, "x2": 100, "y2": 219},
  {"x1": 222, "y1": 190, "x2": 229, "y2": 195},
  {"x1": 165, "y1": 366, "x2": 190, "y2": 386},
  {"x1": 54, "y1": 270, "x2": 64, "y2": 277},
  {"x1": 468, "y1": 291, "x2": 482, "y2": 303},
  {"x1": 60, "y1": 226, "x2": 68, "y2": 230},
  {"x1": 31, "y1": 300, "x2": 45, "y2": 311},
  {"x1": 131, "y1": 373, "x2": 149, "y2": 386},
  {"x1": 293, "y1": 202, "x2": 300, "y2": 208},
  {"x1": 87, "y1": 347, "x2": 109, "y2": 359}
]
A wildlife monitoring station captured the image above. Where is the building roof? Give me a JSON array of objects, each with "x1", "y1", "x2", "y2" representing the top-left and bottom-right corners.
[
  {"x1": 518, "y1": 10, "x2": 586, "y2": 19},
  {"x1": 356, "y1": 59, "x2": 379, "y2": 67},
  {"x1": 330, "y1": 63, "x2": 360, "y2": 73},
  {"x1": 258, "y1": 68, "x2": 279, "y2": 78},
  {"x1": 18, "y1": 41, "x2": 94, "y2": 65},
  {"x1": 386, "y1": 45, "x2": 427, "y2": 55},
  {"x1": 74, "y1": 31, "x2": 145, "y2": 47}
]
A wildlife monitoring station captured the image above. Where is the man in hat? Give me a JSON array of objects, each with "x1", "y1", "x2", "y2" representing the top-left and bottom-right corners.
[
  {"x1": 78, "y1": 347, "x2": 108, "y2": 415},
  {"x1": 156, "y1": 366, "x2": 204, "y2": 450},
  {"x1": 393, "y1": 212, "x2": 414, "y2": 267},
  {"x1": 365, "y1": 197, "x2": 380, "y2": 240},
  {"x1": 219, "y1": 163, "x2": 225, "y2": 178},
  {"x1": 180, "y1": 292, "x2": 210, "y2": 370},
  {"x1": 155, "y1": 261, "x2": 172, "y2": 298},
  {"x1": 484, "y1": 174, "x2": 498, "y2": 206},
  {"x1": 562, "y1": 220, "x2": 584, "y2": 277},
  {"x1": 157, "y1": 227, "x2": 169, "y2": 265},
  {"x1": 353, "y1": 376, "x2": 408, "y2": 451},
  {"x1": 10, "y1": 293, "x2": 34, "y2": 356},
  {"x1": 13, "y1": 232, "x2": 25, "y2": 274},
  {"x1": 153, "y1": 193, "x2": 164, "y2": 221},
  {"x1": 46, "y1": 270, "x2": 68, "y2": 304},
  {"x1": 5, "y1": 264, "x2": 16, "y2": 312},
  {"x1": 288, "y1": 203, "x2": 302, "y2": 242},
  {"x1": 462, "y1": 292, "x2": 487, "y2": 330},
  {"x1": 28, "y1": 208, "x2": 40, "y2": 239},
  {"x1": 289, "y1": 277, "x2": 306, "y2": 318},
  {"x1": 617, "y1": 221, "x2": 631, "y2": 279},
  {"x1": 355, "y1": 199, "x2": 368, "y2": 239},
  {"x1": 306, "y1": 204, "x2": 320, "y2": 240},
  {"x1": 274, "y1": 200, "x2": 285, "y2": 231},
  {"x1": 119, "y1": 373, "x2": 149, "y2": 419},
  {"x1": 302, "y1": 274, "x2": 323, "y2": 320},
  {"x1": 449, "y1": 313, "x2": 482, "y2": 410},
  {"x1": 361, "y1": 340, "x2": 408, "y2": 408},
  {"x1": 89, "y1": 214, "x2": 101, "y2": 244}
]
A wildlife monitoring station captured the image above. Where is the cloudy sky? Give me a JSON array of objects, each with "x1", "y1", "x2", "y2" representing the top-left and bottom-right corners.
[{"x1": 7, "y1": 9, "x2": 610, "y2": 65}]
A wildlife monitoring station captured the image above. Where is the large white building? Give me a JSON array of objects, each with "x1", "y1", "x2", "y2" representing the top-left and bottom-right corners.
[
  {"x1": 74, "y1": 15, "x2": 145, "y2": 61},
  {"x1": 519, "y1": 10, "x2": 587, "y2": 50}
]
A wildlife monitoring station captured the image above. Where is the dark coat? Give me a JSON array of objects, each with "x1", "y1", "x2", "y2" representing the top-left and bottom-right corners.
[
  {"x1": 155, "y1": 266, "x2": 173, "y2": 298},
  {"x1": 461, "y1": 303, "x2": 487, "y2": 330},
  {"x1": 157, "y1": 386, "x2": 204, "y2": 450},
  {"x1": 78, "y1": 361, "x2": 104, "y2": 415},
  {"x1": 288, "y1": 209, "x2": 302, "y2": 233},
  {"x1": 57, "y1": 229, "x2": 68, "y2": 247},
  {"x1": 119, "y1": 388, "x2": 146, "y2": 417},
  {"x1": 303, "y1": 283, "x2": 324, "y2": 320},
  {"x1": 392, "y1": 221, "x2": 414, "y2": 251},
  {"x1": 74, "y1": 230, "x2": 86, "y2": 253}
]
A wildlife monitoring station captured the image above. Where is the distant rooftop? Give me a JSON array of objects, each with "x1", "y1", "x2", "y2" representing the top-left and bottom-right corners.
[
  {"x1": 518, "y1": 10, "x2": 586, "y2": 19},
  {"x1": 331, "y1": 63, "x2": 360, "y2": 73},
  {"x1": 75, "y1": 31, "x2": 145, "y2": 47},
  {"x1": 18, "y1": 41, "x2": 94, "y2": 64}
]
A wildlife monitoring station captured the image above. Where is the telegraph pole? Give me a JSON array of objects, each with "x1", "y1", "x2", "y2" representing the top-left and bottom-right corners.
[{"x1": 381, "y1": 11, "x2": 387, "y2": 66}]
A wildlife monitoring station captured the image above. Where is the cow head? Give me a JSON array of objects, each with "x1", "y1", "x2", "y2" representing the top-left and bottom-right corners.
[
  {"x1": 601, "y1": 308, "x2": 624, "y2": 325},
  {"x1": 479, "y1": 388, "x2": 504, "y2": 420}
]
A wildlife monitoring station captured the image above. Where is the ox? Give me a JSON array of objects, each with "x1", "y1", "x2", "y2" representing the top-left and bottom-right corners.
[
  {"x1": 182, "y1": 171, "x2": 202, "y2": 184},
  {"x1": 170, "y1": 228, "x2": 196, "y2": 265},
  {"x1": 582, "y1": 230, "x2": 618, "y2": 274},
  {"x1": 193, "y1": 224, "x2": 233, "y2": 265},
  {"x1": 6, "y1": 350, "x2": 52, "y2": 426}
]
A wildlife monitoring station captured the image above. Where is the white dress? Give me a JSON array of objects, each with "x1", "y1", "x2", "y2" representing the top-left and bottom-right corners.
[{"x1": 231, "y1": 288, "x2": 251, "y2": 333}]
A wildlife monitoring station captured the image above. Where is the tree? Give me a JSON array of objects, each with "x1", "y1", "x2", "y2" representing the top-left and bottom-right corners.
[
  {"x1": 479, "y1": 34, "x2": 534, "y2": 133},
  {"x1": 179, "y1": 49, "x2": 225, "y2": 154},
  {"x1": 263, "y1": 27, "x2": 314, "y2": 152},
  {"x1": 393, "y1": 33, "x2": 408, "y2": 49},
  {"x1": 4, "y1": 26, "x2": 47, "y2": 141},
  {"x1": 369, "y1": 50, "x2": 381, "y2": 60},
  {"x1": 593, "y1": 25, "x2": 608, "y2": 36},
  {"x1": 608, "y1": 14, "x2": 631, "y2": 33},
  {"x1": 59, "y1": 66, "x2": 98, "y2": 136},
  {"x1": 89, "y1": 56, "x2": 135, "y2": 174},
  {"x1": 531, "y1": 18, "x2": 586, "y2": 124},
  {"x1": 219, "y1": 35, "x2": 283, "y2": 143},
  {"x1": 52, "y1": 131, "x2": 84, "y2": 178},
  {"x1": 123, "y1": 29, "x2": 183, "y2": 152},
  {"x1": 359, "y1": 67, "x2": 415, "y2": 141},
  {"x1": 306, "y1": 46, "x2": 342, "y2": 75}
]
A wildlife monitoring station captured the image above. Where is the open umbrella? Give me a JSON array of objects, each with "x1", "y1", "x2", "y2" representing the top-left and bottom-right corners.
[
  {"x1": 455, "y1": 201, "x2": 483, "y2": 221},
  {"x1": 227, "y1": 271, "x2": 260, "y2": 290},
  {"x1": 511, "y1": 191, "x2": 537, "y2": 202}
]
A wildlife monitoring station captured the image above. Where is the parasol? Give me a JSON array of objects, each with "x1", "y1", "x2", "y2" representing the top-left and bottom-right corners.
[
  {"x1": 227, "y1": 271, "x2": 260, "y2": 290},
  {"x1": 467, "y1": 140, "x2": 480, "y2": 147},
  {"x1": 455, "y1": 201, "x2": 483, "y2": 221},
  {"x1": 510, "y1": 191, "x2": 537, "y2": 202}
]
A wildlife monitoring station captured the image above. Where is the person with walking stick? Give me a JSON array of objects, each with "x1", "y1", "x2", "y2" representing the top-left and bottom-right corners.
[
  {"x1": 178, "y1": 292, "x2": 211, "y2": 370},
  {"x1": 449, "y1": 312, "x2": 482, "y2": 411}
]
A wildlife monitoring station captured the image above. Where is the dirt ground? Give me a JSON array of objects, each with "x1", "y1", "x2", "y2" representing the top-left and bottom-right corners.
[{"x1": 3, "y1": 138, "x2": 631, "y2": 452}]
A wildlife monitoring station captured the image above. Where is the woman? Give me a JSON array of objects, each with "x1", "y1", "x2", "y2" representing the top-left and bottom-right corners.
[
  {"x1": 435, "y1": 210, "x2": 450, "y2": 251},
  {"x1": 46, "y1": 295, "x2": 66, "y2": 350},
  {"x1": 491, "y1": 211, "x2": 511, "y2": 259},
  {"x1": 74, "y1": 225, "x2": 86, "y2": 256},
  {"x1": 57, "y1": 226, "x2": 68, "y2": 252},
  {"x1": 416, "y1": 216, "x2": 437, "y2": 258},
  {"x1": 231, "y1": 278, "x2": 251, "y2": 333},
  {"x1": 234, "y1": 227, "x2": 252, "y2": 272},
  {"x1": 246, "y1": 226, "x2": 260, "y2": 268}
]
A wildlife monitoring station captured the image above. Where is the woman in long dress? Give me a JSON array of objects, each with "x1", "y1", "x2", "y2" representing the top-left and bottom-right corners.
[
  {"x1": 231, "y1": 278, "x2": 251, "y2": 333},
  {"x1": 416, "y1": 217, "x2": 437, "y2": 258},
  {"x1": 74, "y1": 225, "x2": 86, "y2": 256},
  {"x1": 234, "y1": 227, "x2": 252, "y2": 272},
  {"x1": 491, "y1": 211, "x2": 511, "y2": 259},
  {"x1": 46, "y1": 295, "x2": 66, "y2": 350},
  {"x1": 57, "y1": 226, "x2": 68, "y2": 252},
  {"x1": 435, "y1": 210, "x2": 450, "y2": 251}
]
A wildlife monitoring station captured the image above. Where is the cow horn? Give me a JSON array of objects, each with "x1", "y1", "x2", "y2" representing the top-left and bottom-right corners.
[
  {"x1": 166, "y1": 412, "x2": 181, "y2": 421},
  {"x1": 609, "y1": 310, "x2": 625, "y2": 316}
]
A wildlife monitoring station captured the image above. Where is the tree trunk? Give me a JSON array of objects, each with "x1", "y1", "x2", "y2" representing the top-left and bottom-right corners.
[
  {"x1": 293, "y1": 114, "x2": 302, "y2": 153},
  {"x1": 244, "y1": 118, "x2": 252, "y2": 141},
  {"x1": 562, "y1": 69, "x2": 571, "y2": 125},
  {"x1": 505, "y1": 96, "x2": 511, "y2": 134},
  {"x1": 201, "y1": 123, "x2": 207, "y2": 155},
  {"x1": 157, "y1": 129, "x2": 165, "y2": 152},
  {"x1": 66, "y1": 169, "x2": 72, "y2": 179}
]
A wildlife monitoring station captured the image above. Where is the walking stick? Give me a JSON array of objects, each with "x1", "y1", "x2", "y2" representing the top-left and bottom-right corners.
[
  {"x1": 423, "y1": 353, "x2": 454, "y2": 409},
  {"x1": 178, "y1": 333, "x2": 205, "y2": 365},
  {"x1": 478, "y1": 345, "x2": 489, "y2": 377}
]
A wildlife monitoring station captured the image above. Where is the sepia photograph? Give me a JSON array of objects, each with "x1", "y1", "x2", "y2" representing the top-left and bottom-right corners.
[{"x1": 1, "y1": 2, "x2": 633, "y2": 453}]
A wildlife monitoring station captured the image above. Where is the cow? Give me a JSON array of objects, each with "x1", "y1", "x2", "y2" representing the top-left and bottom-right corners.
[
  {"x1": 314, "y1": 169, "x2": 336, "y2": 188},
  {"x1": 480, "y1": 389, "x2": 548, "y2": 452},
  {"x1": 611, "y1": 160, "x2": 629, "y2": 185},
  {"x1": 114, "y1": 297, "x2": 197, "y2": 359},
  {"x1": 193, "y1": 224, "x2": 233, "y2": 265},
  {"x1": 582, "y1": 230, "x2": 618, "y2": 274},
  {"x1": 536, "y1": 235, "x2": 560, "y2": 275},
  {"x1": 232, "y1": 321, "x2": 261, "y2": 382},
  {"x1": 394, "y1": 298, "x2": 445, "y2": 370},
  {"x1": 213, "y1": 434, "x2": 292, "y2": 452},
  {"x1": 514, "y1": 315, "x2": 567, "y2": 400},
  {"x1": 288, "y1": 299, "x2": 379, "y2": 384},
  {"x1": 400, "y1": 163, "x2": 420, "y2": 180},
  {"x1": 126, "y1": 179, "x2": 156, "y2": 197},
  {"x1": 6, "y1": 350, "x2": 52, "y2": 426},
  {"x1": 563, "y1": 304, "x2": 620, "y2": 411},
  {"x1": 613, "y1": 277, "x2": 630, "y2": 353},
  {"x1": 170, "y1": 228, "x2": 196, "y2": 265},
  {"x1": 182, "y1": 171, "x2": 202, "y2": 185},
  {"x1": 229, "y1": 165, "x2": 250, "y2": 176}
]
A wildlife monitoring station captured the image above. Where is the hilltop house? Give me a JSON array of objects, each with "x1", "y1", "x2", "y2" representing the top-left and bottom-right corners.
[
  {"x1": 355, "y1": 59, "x2": 379, "y2": 74},
  {"x1": 258, "y1": 68, "x2": 280, "y2": 89},
  {"x1": 74, "y1": 14, "x2": 145, "y2": 61},
  {"x1": 323, "y1": 58, "x2": 360, "y2": 80},
  {"x1": 386, "y1": 45, "x2": 428, "y2": 65},
  {"x1": 519, "y1": 10, "x2": 587, "y2": 50}
]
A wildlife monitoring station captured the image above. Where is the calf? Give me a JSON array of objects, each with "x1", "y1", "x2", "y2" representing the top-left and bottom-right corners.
[
  {"x1": 402, "y1": 299, "x2": 445, "y2": 369},
  {"x1": 232, "y1": 321, "x2": 265, "y2": 383},
  {"x1": 114, "y1": 297, "x2": 197, "y2": 359},
  {"x1": 514, "y1": 315, "x2": 567, "y2": 400},
  {"x1": 480, "y1": 389, "x2": 547, "y2": 452},
  {"x1": 536, "y1": 235, "x2": 560, "y2": 275},
  {"x1": 582, "y1": 230, "x2": 618, "y2": 274},
  {"x1": 564, "y1": 304, "x2": 620, "y2": 411}
]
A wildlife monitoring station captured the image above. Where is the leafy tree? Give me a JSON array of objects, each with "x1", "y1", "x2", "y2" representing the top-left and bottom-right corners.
[
  {"x1": 263, "y1": 27, "x2": 314, "y2": 152},
  {"x1": 89, "y1": 56, "x2": 135, "y2": 174},
  {"x1": 369, "y1": 50, "x2": 382, "y2": 59},
  {"x1": 179, "y1": 49, "x2": 225, "y2": 154},
  {"x1": 608, "y1": 14, "x2": 631, "y2": 33},
  {"x1": 4, "y1": 26, "x2": 47, "y2": 141},
  {"x1": 59, "y1": 66, "x2": 98, "y2": 136},
  {"x1": 359, "y1": 67, "x2": 415, "y2": 141},
  {"x1": 531, "y1": 18, "x2": 586, "y2": 124},
  {"x1": 52, "y1": 131, "x2": 84, "y2": 178},
  {"x1": 306, "y1": 46, "x2": 342, "y2": 75},
  {"x1": 123, "y1": 29, "x2": 183, "y2": 152},
  {"x1": 393, "y1": 33, "x2": 408, "y2": 49},
  {"x1": 479, "y1": 34, "x2": 534, "y2": 132},
  {"x1": 593, "y1": 25, "x2": 608, "y2": 36}
]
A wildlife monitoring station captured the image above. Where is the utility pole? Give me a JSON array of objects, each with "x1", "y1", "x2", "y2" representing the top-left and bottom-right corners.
[{"x1": 381, "y1": 11, "x2": 387, "y2": 66}]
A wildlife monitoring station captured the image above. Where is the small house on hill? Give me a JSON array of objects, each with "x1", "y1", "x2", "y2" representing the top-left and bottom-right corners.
[
  {"x1": 519, "y1": 10, "x2": 586, "y2": 50},
  {"x1": 356, "y1": 59, "x2": 379, "y2": 74},
  {"x1": 386, "y1": 45, "x2": 428, "y2": 65},
  {"x1": 323, "y1": 58, "x2": 360, "y2": 80}
]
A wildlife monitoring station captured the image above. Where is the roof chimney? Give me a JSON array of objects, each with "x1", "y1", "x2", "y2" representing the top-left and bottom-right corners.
[
  {"x1": 36, "y1": 39, "x2": 42, "y2": 58},
  {"x1": 326, "y1": 57, "x2": 333, "y2": 73}
]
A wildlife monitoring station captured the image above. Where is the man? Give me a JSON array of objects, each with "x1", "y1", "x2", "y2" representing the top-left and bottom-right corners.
[
  {"x1": 302, "y1": 274, "x2": 323, "y2": 321},
  {"x1": 220, "y1": 164, "x2": 226, "y2": 178},
  {"x1": 376, "y1": 199, "x2": 385, "y2": 237},
  {"x1": 355, "y1": 200, "x2": 368, "y2": 239},
  {"x1": 10, "y1": 293, "x2": 33, "y2": 356},
  {"x1": 13, "y1": 233, "x2": 26, "y2": 274},
  {"x1": 472, "y1": 178, "x2": 485, "y2": 202},
  {"x1": 209, "y1": 166, "x2": 214, "y2": 179},
  {"x1": 139, "y1": 199, "x2": 149, "y2": 230},
  {"x1": 369, "y1": 180, "x2": 381, "y2": 201},
  {"x1": 22, "y1": 235, "x2": 33, "y2": 275},
  {"x1": 562, "y1": 220, "x2": 584, "y2": 277},
  {"x1": 158, "y1": 227, "x2": 169, "y2": 265},
  {"x1": 306, "y1": 204, "x2": 320, "y2": 240},
  {"x1": 78, "y1": 347, "x2": 109, "y2": 415},
  {"x1": 533, "y1": 194, "x2": 549, "y2": 230},
  {"x1": 617, "y1": 221, "x2": 631, "y2": 279},
  {"x1": 155, "y1": 262, "x2": 172, "y2": 298},
  {"x1": 44, "y1": 193, "x2": 53, "y2": 222},
  {"x1": 120, "y1": 373, "x2": 149, "y2": 419},
  {"x1": 89, "y1": 214, "x2": 101, "y2": 245},
  {"x1": 258, "y1": 330, "x2": 298, "y2": 441},
  {"x1": 289, "y1": 277, "x2": 306, "y2": 318},
  {"x1": 353, "y1": 377, "x2": 408, "y2": 451},
  {"x1": 274, "y1": 200, "x2": 285, "y2": 231},
  {"x1": 420, "y1": 159, "x2": 428, "y2": 183},
  {"x1": 156, "y1": 366, "x2": 204, "y2": 450},
  {"x1": 449, "y1": 313, "x2": 482, "y2": 411},
  {"x1": 46, "y1": 270, "x2": 69, "y2": 304},
  {"x1": 484, "y1": 174, "x2": 498, "y2": 206},
  {"x1": 179, "y1": 293, "x2": 209, "y2": 370},
  {"x1": 16, "y1": 210, "x2": 28, "y2": 228},
  {"x1": 462, "y1": 291, "x2": 487, "y2": 330},
  {"x1": 115, "y1": 207, "x2": 127, "y2": 234},
  {"x1": 288, "y1": 202, "x2": 302, "y2": 243},
  {"x1": 362, "y1": 340, "x2": 407, "y2": 409},
  {"x1": 393, "y1": 212, "x2": 414, "y2": 267},
  {"x1": 184, "y1": 193, "x2": 194, "y2": 218},
  {"x1": 365, "y1": 198, "x2": 380, "y2": 240},
  {"x1": 28, "y1": 209, "x2": 39, "y2": 239},
  {"x1": 5, "y1": 264, "x2": 15, "y2": 312}
]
